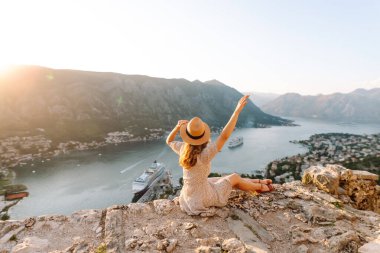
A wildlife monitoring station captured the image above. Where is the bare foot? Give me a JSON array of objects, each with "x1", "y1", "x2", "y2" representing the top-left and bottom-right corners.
[
  {"x1": 255, "y1": 184, "x2": 275, "y2": 193},
  {"x1": 250, "y1": 179, "x2": 272, "y2": 185}
]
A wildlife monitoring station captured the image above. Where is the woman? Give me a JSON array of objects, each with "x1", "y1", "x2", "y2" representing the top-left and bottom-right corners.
[{"x1": 166, "y1": 95, "x2": 274, "y2": 216}]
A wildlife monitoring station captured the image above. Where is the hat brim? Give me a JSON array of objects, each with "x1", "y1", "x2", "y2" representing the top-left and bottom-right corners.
[{"x1": 180, "y1": 122, "x2": 211, "y2": 146}]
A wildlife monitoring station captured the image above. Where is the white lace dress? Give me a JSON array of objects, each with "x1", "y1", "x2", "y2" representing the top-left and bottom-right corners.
[{"x1": 169, "y1": 141, "x2": 233, "y2": 216}]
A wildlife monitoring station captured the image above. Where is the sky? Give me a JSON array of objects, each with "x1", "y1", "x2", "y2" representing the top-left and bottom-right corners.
[{"x1": 0, "y1": 0, "x2": 379, "y2": 95}]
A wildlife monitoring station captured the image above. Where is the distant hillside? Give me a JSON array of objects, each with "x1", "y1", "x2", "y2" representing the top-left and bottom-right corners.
[
  {"x1": 262, "y1": 88, "x2": 380, "y2": 123},
  {"x1": 243, "y1": 92, "x2": 280, "y2": 107},
  {"x1": 0, "y1": 66, "x2": 291, "y2": 141}
]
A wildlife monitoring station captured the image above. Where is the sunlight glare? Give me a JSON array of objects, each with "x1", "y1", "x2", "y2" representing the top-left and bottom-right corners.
[{"x1": 0, "y1": 63, "x2": 13, "y2": 76}]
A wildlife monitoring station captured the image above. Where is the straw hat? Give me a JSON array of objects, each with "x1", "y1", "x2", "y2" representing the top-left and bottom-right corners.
[{"x1": 180, "y1": 117, "x2": 210, "y2": 145}]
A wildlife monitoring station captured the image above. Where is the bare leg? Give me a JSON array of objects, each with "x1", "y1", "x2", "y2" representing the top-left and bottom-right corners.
[
  {"x1": 208, "y1": 177, "x2": 271, "y2": 185},
  {"x1": 208, "y1": 176, "x2": 241, "y2": 189},
  {"x1": 224, "y1": 173, "x2": 271, "y2": 192}
]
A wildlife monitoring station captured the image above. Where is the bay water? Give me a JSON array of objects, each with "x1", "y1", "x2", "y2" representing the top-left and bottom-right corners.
[{"x1": 9, "y1": 117, "x2": 380, "y2": 219}]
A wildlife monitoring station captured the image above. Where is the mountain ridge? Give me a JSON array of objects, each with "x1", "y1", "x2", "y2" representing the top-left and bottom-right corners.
[
  {"x1": 243, "y1": 91, "x2": 281, "y2": 107},
  {"x1": 0, "y1": 66, "x2": 292, "y2": 141},
  {"x1": 262, "y1": 88, "x2": 380, "y2": 123}
]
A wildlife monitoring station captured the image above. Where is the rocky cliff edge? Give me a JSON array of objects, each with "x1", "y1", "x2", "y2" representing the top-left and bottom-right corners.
[{"x1": 0, "y1": 168, "x2": 379, "y2": 253}]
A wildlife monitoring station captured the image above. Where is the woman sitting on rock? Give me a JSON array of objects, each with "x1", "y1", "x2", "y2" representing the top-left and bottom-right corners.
[{"x1": 166, "y1": 95, "x2": 275, "y2": 216}]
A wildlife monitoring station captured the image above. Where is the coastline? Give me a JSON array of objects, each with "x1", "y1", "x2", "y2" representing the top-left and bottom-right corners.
[
  {"x1": 265, "y1": 133, "x2": 380, "y2": 184},
  {"x1": 0, "y1": 123, "x2": 293, "y2": 172},
  {"x1": 4, "y1": 125, "x2": 378, "y2": 220},
  {"x1": 0, "y1": 130, "x2": 166, "y2": 219},
  {"x1": 0, "y1": 124, "x2": 295, "y2": 219}
]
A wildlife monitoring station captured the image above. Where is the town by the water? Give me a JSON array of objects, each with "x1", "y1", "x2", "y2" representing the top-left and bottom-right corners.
[
  {"x1": 0, "y1": 129, "x2": 166, "y2": 169},
  {"x1": 266, "y1": 133, "x2": 380, "y2": 184}
]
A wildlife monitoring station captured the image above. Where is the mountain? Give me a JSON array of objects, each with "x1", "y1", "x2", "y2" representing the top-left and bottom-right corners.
[
  {"x1": 0, "y1": 66, "x2": 291, "y2": 141},
  {"x1": 243, "y1": 91, "x2": 280, "y2": 107},
  {"x1": 262, "y1": 88, "x2": 380, "y2": 123}
]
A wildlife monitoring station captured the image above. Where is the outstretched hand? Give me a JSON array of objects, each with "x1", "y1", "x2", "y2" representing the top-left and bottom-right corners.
[
  {"x1": 215, "y1": 95, "x2": 250, "y2": 151},
  {"x1": 234, "y1": 95, "x2": 250, "y2": 114}
]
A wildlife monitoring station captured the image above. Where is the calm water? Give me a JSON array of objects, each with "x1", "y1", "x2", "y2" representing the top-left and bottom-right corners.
[{"x1": 9, "y1": 118, "x2": 380, "y2": 219}]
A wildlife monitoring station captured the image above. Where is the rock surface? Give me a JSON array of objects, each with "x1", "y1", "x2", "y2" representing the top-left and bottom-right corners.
[
  {"x1": 0, "y1": 180, "x2": 379, "y2": 252},
  {"x1": 302, "y1": 164, "x2": 379, "y2": 213}
]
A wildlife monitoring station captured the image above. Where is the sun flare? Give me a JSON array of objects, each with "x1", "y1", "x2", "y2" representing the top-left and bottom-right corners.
[{"x1": 0, "y1": 63, "x2": 15, "y2": 76}]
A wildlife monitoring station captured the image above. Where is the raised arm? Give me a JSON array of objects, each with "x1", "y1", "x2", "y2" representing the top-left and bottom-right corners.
[
  {"x1": 166, "y1": 120, "x2": 188, "y2": 145},
  {"x1": 215, "y1": 95, "x2": 249, "y2": 151}
]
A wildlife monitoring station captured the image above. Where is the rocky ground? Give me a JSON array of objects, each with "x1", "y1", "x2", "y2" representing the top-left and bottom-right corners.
[{"x1": 0, "y1": 178, "x2": 379, "y2": 253}]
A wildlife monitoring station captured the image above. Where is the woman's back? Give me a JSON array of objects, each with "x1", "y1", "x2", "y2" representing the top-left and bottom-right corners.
[
  {"x1": 164, "y1": 96, "x2": 274, "y2": 216},
  {"x1": 170, "y1": 141, "x2": 217, "y2": 179},
  {"x1": 169, "y1": 141, "x2": 232, "y2": 216}
]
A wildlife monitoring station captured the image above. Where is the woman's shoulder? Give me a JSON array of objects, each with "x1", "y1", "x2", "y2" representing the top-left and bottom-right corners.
[
  {"x1": 205, "y1": 141, "x2": 217, "y2": 149},
  {"x1": 200, "y1": 141, "x2": 218, "y2": 161},
  {"x1": 168, "y1": 141, "x2": 185, "y2": 155}
]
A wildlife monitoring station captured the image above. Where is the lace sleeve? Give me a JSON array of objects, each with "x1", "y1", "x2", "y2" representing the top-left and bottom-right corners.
[{"x1": 168, "y1": 141, "x2": 184, "y2": 155}]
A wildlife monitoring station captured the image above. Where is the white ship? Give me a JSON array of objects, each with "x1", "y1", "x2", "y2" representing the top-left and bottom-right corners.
[
  {"x1": 132, "y1": 161, "x2": 165, "y2": 194},
  {"x1": 228, "y1": 136, "x2": 243, "y2": 148}
]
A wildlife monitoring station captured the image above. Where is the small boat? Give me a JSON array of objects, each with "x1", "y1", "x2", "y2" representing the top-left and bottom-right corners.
[
  {"x1": 228, "y1": 136, "x2": 243, "y2": 148},
  {"x1": 5, "y1": 192, "x2": 29, "y2": 201},
  {"x1": 132, "y1": 161, "x2": 165, "y2": 194}
]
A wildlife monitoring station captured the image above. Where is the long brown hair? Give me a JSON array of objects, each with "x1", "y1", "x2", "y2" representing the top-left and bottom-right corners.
[{"x1": 179, "y1": 142, "x2": 208, "y2": 169}]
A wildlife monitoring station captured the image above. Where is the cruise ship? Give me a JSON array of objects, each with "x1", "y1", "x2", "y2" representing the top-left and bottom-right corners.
[
  {"x1": 228, "y1": 136, "x2": 243, "y2": 148},
  {"x1": 132, "y1": 161, "x2": 165, "y2": 195}
]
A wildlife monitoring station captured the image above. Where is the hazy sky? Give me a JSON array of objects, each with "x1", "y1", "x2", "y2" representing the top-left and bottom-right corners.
[{"x1": 0, "y1": 0, "x2": 379, "y2": 95}]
